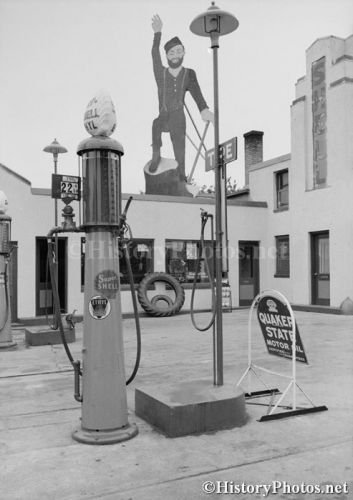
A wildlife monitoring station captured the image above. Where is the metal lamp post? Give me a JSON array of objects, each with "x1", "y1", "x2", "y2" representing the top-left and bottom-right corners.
[
  {"x1": 190, "y1": 2, "x2": 238, "y2": 386},
  {"x1": 43, "y1": 138, "x2": 67, "y2": 327}
]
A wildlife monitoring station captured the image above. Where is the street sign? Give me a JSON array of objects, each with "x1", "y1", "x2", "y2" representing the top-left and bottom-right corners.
[
  {"x1": 257, "y1": 295, "x2": 308, "y2": 364},
  {"x1": 51, "y1": 174, "x2": 81, "y2": 202},
  {"x1": 205, "y1": 136, "x2": 237, "y2": 171}
]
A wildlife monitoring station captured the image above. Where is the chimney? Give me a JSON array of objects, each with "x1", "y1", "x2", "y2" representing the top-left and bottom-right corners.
[{"x1": 243, "y1": 130, "x2": 264, "y2": 186}]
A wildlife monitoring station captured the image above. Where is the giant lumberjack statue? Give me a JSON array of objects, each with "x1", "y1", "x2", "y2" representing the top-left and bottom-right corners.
[{"x1": 148, "y1": 14, "x2": 214, "y2": 186}]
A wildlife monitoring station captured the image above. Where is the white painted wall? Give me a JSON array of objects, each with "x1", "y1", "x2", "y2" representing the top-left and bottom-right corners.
[
  {"x1": 248, "y1": 156, "x2": 292, "y2": 300},
  {"x1": 0, "y1": 170, "x2": 268, "y2": 317}
]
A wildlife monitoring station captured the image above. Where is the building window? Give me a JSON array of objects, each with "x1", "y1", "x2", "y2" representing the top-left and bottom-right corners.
[
  {"x1": 165, "y1": 239, "x2": 214, "y2": 284},
  {"x1": 275, "y1": 236, "x2": 290, "y2": 277},
  {"x1": 119, "y1": 239, "x2": 154, "y2": 285},
  {"x1": 276, "y1": 170, "x2": 289, "y2": 209},
  {"x1": 80, "y1": 237, "x2": 154, "y2": 288}
]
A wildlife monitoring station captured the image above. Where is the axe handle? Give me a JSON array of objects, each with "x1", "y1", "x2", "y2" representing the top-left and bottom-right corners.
[{"x1": 187, "y1": 121, "x2": 210, "y2": 183}]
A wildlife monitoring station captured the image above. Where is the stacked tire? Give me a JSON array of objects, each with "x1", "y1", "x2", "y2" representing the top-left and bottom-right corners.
[{"x1": 137, "y1": 272, "x2": 185, "y2": 317}]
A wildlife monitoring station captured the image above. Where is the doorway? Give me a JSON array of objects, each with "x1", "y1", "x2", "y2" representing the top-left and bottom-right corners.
[
  {"x1": 36, "y1": 237, "x2": 67, "y2": 316},
  {"x1": 311, "y1": 231, "x2": 330, "y2": 305},
  {"x1": 238, "y1": 241, "x2": 260, "y2": 306}
]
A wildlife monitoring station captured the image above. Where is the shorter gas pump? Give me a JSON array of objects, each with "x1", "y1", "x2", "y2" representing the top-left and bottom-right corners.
[{"x1": 0, "y1": 191, "x2": 16, "y2": 349}]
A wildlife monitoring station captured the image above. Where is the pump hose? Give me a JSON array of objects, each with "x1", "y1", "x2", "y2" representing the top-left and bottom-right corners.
[
  {"x1": 47, "y1": 238, "x2": 79, "y2": 371},
  {"x1": 45, "y1": 249, "x2": 57, "y2": 330},
  {"x1": 190, "y1": 214, "x2": 216, "y2": 331},
  {"x1": 47, "y1": 215, "x2": 141, "y2": 385},
  {"x1": 0, "y1": 262, "x2": 9, "y2": 331},
  {"x1": 120, "y1": 235, "x2": 141, "y2": 385}
]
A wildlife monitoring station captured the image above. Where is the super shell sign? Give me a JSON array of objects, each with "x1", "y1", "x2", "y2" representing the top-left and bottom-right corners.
[{"x1": 84, "y1": 90, "x2": 116, "y2": 137}]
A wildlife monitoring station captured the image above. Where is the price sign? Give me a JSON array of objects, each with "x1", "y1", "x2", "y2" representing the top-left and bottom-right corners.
[{"x1": 51, "y1": 174, "x2": 81, "y2": 202}]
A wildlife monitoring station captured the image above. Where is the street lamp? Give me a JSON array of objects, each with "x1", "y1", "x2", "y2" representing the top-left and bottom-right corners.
[
  {"x1": 43, "y1": 138, "x2": 67, "y2": 328},
  {"x1": 190, "y1": 2, "x2": 238, "y2": 386}
]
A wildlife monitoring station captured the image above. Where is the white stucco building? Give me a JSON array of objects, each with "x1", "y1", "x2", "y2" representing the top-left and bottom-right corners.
[
  {"x1": 247, "y1": 34, "x2": 353, "y2": 308},
  {"x1": 1, "y1": 33, "x2": 352, "y2": 320}
]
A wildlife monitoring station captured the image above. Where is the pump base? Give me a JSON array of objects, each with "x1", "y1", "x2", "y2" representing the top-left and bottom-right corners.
[
  {"x1": 72, "y1": 422, "x2": 138, "y2": 445},
  {"x1": 24, "y1": 326, "x2": 75, "y2": 346},
  {"x1": 135, "y1": 379, "x2": 248, "y2": 437},
  {"x1": 0, "y1": 340, "x2": 17, "y2": 349}
]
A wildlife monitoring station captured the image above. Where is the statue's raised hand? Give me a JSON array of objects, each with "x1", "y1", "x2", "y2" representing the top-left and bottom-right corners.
[{"x1": 152, "y1": 14, "x2": 162, "y2": 33}]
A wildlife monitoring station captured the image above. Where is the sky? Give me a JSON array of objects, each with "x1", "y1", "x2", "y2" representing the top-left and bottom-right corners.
[{"x1": 1, "y1": 0, "x2": 353, "y2": 194}]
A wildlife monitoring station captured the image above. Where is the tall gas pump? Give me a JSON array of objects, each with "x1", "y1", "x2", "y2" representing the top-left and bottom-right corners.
[
  {"x1": 0, "y1": 191, "x2": 16, "y2": 349},
  {"x1": 72, "y1": 91, "x2": 138, "y2": 444}
]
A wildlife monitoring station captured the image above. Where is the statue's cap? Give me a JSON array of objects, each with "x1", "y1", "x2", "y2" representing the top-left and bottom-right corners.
[{"x1": 164, "y1": 36, "x2": 183, "y2": 53}]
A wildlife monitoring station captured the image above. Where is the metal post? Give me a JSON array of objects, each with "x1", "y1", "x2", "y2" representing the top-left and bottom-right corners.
[
  {"x1": 43, "y1": 138, "x2": 67, "y2": 329},
  {"x1": 190, "y1": 2, "x2": 239, "y2": 387},
  {"x1": 210, "y1": 215, "x2": 218, "y2": 386},
  {"x1": 211, "y1": 35, "x2": 223, "y2": 386},
  {"x1": 53, "y1": 153, "x2": 59, "y2": 329}
]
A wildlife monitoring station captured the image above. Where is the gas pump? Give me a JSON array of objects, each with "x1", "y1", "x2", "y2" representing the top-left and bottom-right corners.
[
  {"x1": 71, "y1": 135, "x2": 138, "y2": 444},
  {"x1": 0, "y1": 191, "x2": 16, "y2": 349}
]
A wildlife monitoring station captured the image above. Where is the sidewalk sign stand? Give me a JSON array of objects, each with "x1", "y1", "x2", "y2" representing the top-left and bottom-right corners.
[{"x1": 237, "y1": 289, "x2": 328, "y2": 421}]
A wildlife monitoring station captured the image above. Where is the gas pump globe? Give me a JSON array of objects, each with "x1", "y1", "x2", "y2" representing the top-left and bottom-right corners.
[{"x1": 0, "y1": 191, "x2": 16, "y2": 349}]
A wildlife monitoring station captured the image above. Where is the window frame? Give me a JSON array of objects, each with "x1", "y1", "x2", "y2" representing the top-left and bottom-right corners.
[
  {"x1": 119, "y1": 238, "x2": 154, "y2": 287},
  {"x1": 165, "y1": 238, "x2": 215, "y2": 286},
  {"x1": 275, "y1": 169, "x2": 289, "y2": 211},
  {"x1": 80, "y1": 237, "x2": 154, "y2": 290},
  {"x1": 275, "y1": 235, "x2": 290, "y2": 278}
]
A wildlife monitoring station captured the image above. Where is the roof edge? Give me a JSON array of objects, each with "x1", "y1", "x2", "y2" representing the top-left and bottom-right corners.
[
  {"x1": 249, "y1": 153, "x2": 291, "y2": 172},
  {"x1": 306, "y1": 34, "x2": 345, "y2": 53},
  {"x1": 0, "y1": 163, "x2": 31, "y2": 186}
]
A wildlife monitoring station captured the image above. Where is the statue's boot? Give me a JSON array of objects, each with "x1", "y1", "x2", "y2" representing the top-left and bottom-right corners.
[{"x1": 149, "y1": 150, "x2": 161, "y2": 173}]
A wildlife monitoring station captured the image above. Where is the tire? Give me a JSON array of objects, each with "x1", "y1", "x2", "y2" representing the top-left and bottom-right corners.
[
  {"x1": 151, "y1": 294, "x2": 174, "y2": 308},
  {"x1": 137, "y1": 272, "x2": 185, "y2": 317}
]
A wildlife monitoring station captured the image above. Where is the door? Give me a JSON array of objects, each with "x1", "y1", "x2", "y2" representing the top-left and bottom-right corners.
[
  {"x1": 36, "y1": 237, "x2": 67, "y2": 316},
  {"x1": 311, "y1": 231, "x2": 330, "y2": 305},
  {"x1": 239, "y1": 241, "x2": 260, "y2": 306}
]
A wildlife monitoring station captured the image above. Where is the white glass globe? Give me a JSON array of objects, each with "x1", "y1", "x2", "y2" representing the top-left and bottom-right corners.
[{"x1": 83, "y1": 90, "x2": 117, "y2": 137}]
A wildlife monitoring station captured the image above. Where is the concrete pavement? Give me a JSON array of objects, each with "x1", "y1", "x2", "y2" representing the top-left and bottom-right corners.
[{"x1": 1, "y1": 309, "x2": 352, "y2": 499}]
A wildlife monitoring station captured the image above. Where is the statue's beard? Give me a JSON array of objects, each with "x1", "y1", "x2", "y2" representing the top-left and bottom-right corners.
[{"x1": 167, "y1": 57, "x2": 184, "y2": 69}]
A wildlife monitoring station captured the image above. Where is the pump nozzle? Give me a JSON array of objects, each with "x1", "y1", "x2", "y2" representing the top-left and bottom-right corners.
[
  {"x1": 200, "y1": 208, "x2": 211, "y2": 223},
  {"x1": 118, "y1": 196, "x2": 133, "y2": 238},
  {"x1": 122, "y1": 196, "x2": 133, "y2": 219}
]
